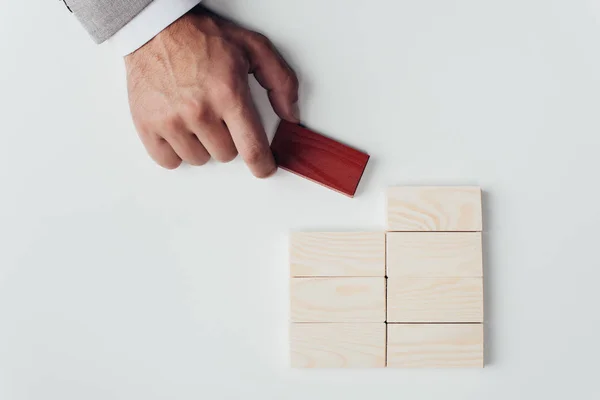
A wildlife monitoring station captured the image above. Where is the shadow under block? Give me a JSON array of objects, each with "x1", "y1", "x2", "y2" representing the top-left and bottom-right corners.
[
  {"x1": 270, "y1": 120, "x2": 370, "y2": 197},
  {"x1": 290, "y1": 232, "x2": 385, "y2": 277},
  {"x1": 387, "y1": 278, "x2": 483, "y2": 322},
  {"x1": 290, "y1": 323, "x2": 386, "y2": 368},
  {"x1": 290, "y1": 277, "x2": 386, "y2": 322},
  {"x1": 386, "y1": 232, "x2": 483, "y2": 277},
  {"x1": 386, "y1": 186, "x2": 482, "y2": 231},
  {"x1": 387, "y1": 324, "x2": 484, "y2": 368}
]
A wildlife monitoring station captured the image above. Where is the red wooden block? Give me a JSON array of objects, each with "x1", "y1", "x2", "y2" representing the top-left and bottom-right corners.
[{"x1": 270, "y1": 120, "x2": 370, "y2": 197}]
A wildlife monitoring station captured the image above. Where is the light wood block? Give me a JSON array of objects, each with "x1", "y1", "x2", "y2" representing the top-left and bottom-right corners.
[
  {"x1": 386, "y1": 186, "x2": 482, "y2": 232},
  {"x1": 387, "y1": 278, "x2": 483, "y2": 322},
  {"x1": 387, "y1": 323, "x2": 484, "y2": 368},
  {"x1": 290, "y1": 323, "x2": 386, "y2": 368},
  {"x1": 386, "y1": 232, "x2": 482, "y2": 277},
  {"x1": 290, "y1": 278, "x2": 385, "y2": 322},
  {"x1": 290, "y1": 232, "x2": 385, "y2": 277}
]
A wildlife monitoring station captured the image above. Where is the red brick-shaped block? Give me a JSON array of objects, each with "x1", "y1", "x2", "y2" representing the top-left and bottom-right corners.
[{"x1": 271, "y1": 120, "x2": 370, "y2": 197}]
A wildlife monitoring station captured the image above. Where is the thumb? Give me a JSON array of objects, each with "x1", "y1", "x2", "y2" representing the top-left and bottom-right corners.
[{"x1": 242, "y1": 32, "x2": 300, "y2": 122}]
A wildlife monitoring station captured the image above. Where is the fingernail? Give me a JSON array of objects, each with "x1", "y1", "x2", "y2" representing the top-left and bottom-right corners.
[{"x1": 292, "y1": 103, "x2": 300, "y2": 122}]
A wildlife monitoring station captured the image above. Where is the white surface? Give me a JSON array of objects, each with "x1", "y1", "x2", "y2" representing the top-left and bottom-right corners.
[
  {"x1": 107, "y1": 0, "x2": 202, "y2": 56},
  {"x1": 1, "y1": 0, "x2": 600, "y2": 398}
]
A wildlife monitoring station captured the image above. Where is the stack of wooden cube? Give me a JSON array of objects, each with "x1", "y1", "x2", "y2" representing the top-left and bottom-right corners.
[{"x1": 289, "y1": 186, "x2": 484, "y2": 368}]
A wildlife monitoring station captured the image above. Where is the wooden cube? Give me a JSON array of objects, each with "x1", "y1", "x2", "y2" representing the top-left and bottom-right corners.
[
  {"x1": 386, "y1": 232, "x2": 482, "y2": 277},
  {"x1": 290, "y1": 323, "x2": 386, "y2": 368},
  {"x1": 290, "y1": 232, "x2": 385, "y2": 277},
  {"x1": 387, "y1": 324, "x2": 484, "y2": 368},
  {"x1": 271, "y1": 120, "x2": 370, "y2": 197},
  {"x1": 386, "y1": 187, "x2": 482, "y2": 232},
  {"x1": 387, "y1": 278, "x2": 483, "y2": 323},
  {"x1": 290, "y1": 277, "x2": 385, "y2": 322}
]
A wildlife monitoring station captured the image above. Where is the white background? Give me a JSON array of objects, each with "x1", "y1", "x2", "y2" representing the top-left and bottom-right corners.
[{"x1": 1, "y1": 0, "x2": 600, "y2": 398}]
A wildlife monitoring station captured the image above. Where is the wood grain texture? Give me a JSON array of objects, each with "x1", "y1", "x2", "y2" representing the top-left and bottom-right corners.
[
  {"x1": 386, "y1": 186, "x2": 482, "y2": 231},
  {"x1": 290, "y1": 232, "x2": 385, "y2": 277},
  {"x1": 290, "y1": 278, "x2": 386, "y2": 322},
  {"x1": 290, "y1": 323, "x2": 386, "y2": 368},
  {"x1": 271, "y1": 120, "x2": 370, "y2": 197},
  {"x1": 387, "y1": 278, "x2": 483, "y2": 322},
  {"x1": 387, "y1": 323, "x2": 484, "y2": 368},
  {"x1": 386, "y1": 232, "x2": 482, "y2": 277}
]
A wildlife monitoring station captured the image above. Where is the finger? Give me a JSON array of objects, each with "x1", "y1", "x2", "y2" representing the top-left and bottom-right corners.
[
  {"x1": 189, "y1": 118, "x2": 238, "y2": 163},
  {"x1": 165, "y1": 132, "x2": 211, "y2": 166},
  {"x1": 223, "y1": 93, "x2": 276, "y2": 178},
  {"x1": 243, "y1": 33, "x2": 300, "y2": 123},
  {"x1": 139, "y1": 133, "x2": 182, "y2": 170}
]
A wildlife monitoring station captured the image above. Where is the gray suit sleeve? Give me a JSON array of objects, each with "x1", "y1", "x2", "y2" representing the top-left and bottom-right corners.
[{"x1": 65, "y1": 0, "x2": 154, "y2": 44}]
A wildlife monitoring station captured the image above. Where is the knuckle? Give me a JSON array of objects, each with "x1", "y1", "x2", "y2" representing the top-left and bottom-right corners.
[
  {"x1": 215, "y1": 148, "x2": 238, "y2": 163},
  {"x1": 251, "y1": 32, "x2": 272, "y2": 50},
  {"x1": 215, "y1": 82, "x2": 236, "y2": 102},
  {"x1": 157, "y1": 156, "x2": 182, "y2": 170},
  {"x1": 213, "y1": 38, "x2": 247, "y2": 69},
  {"x1": 150, "y1": 140, "x2": 182, "y2": 170},
  {"x1": 214, "y1": 76, "x2": 245, "y2": 107},
  {"x1": 161, "y1": 114, "x2": 182, "y2": 134},
  {"x1": 282, "y1": 71, "x2": 300, "y2": 94},
  {"x1": 188, "y1": 141, "x2": 211, "y2": 166},
  {"x1": 188, "y1": 156, "x2": 209, "y2": 166},
  {"x1": 224, "y1": 47, "x2": 249, "y2": 73},
  {"x1": 160, "y1": 161, "x2": 181, "y2": 170},
  {"x1": 187, "y1": 151, "x2": 210, "y2": 167},
  {"x1": 289, "y1": 71, "x2": 300, "y2": 91},
  {"x1": 181, "y1": 99, "x2": 210, "y2": 122}
]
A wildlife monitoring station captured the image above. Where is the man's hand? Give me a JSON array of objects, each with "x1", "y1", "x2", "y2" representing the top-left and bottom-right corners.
[{"x1": 125, "y1": 7, "x2": 299, "y2": 177}]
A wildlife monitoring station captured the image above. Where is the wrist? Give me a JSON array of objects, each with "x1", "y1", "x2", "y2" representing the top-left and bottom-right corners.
[{"x1": 108, "y1": 0, "x2": 202, "y2": 57}]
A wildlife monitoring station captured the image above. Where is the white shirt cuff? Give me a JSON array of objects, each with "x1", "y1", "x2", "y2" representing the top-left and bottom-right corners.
[{"x1": 107, "y1": 0, "x2": 203, "y2": 56}]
